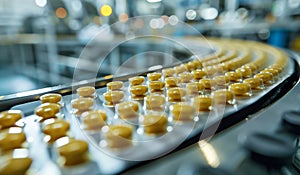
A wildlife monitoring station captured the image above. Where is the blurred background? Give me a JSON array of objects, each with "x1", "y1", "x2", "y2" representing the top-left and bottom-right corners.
[{"x1": 1, "y1": 0, "x2": 300, "y2": 96}]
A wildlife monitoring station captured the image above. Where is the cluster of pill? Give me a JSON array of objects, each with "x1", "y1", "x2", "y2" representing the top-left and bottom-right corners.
[
  {"x1": 69, "y1": 39, "x2": 288, "y2": 150},
  {"x1": 34, "y1": 93, "x2": 90, "y2": 169},
  {"x1": 0, "y1": 110, "x2": 32, "y2": 175}
]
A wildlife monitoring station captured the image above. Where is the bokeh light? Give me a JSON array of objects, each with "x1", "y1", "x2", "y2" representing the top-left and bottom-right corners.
[
  {"x1": 100, "y1": 5, "x2": 113, "y2": 17},
  {"x1": 56, "y1": 7, "x2": 67, "y2": 19},
  {"x1": 35, "y1": 0, "x2": 47, "y2": 7},
  {"x1": 119, "y1": 13, "x2": 129, "y2": 23}
]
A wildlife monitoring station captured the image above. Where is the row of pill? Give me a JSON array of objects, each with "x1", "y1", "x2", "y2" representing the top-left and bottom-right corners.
[
  {"x1": 34, "y1": 94, "x2": 91, "y2": 169},
  {"x1": 0, "y1": 110, "x2": 32, "y2": 174}
]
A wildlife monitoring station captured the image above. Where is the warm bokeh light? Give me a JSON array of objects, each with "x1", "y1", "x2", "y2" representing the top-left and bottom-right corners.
[
  {"x1": 56, "y1": 7, "x2": 67, "y2": 19},
  {"x1": 118, "y1": 13, "x2": 129, "y2": 23},
  {"x1": 100, "y1": 5, "x2": 112, "y2": 17}
]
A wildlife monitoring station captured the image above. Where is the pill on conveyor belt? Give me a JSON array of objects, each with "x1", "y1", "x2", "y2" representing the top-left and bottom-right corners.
[
  {"x1": 129, "y1": 76, "x2": 145, "y2": 86},
  {"x1": 77, "y1": 86, "x2": 96, "y2": 98},
  {"x1": 242, "y1": 64, "x2": 257, "y2": 73},
  {"x1": 40, "y1": 93, "x2": 62, "y2": 104},
  {"x1": 213, "y1": 75, "x2": 230, "y2": 87},
  {"x1": 56, "y1": 137, "x2": 89, "y2": 166},
  {"x1": 82, "y1": 110, "x2": 107, "y2": 131},
  {"x1": 225, "y1": 71, "x2": 242, "y2": 82},
  {"x1": 143, "y1": 113, "x2": 167, "y2": 134},
  {"x1": 175, "y1": 65, "x2": 188, "y2": 75},
  {"x1": 229, "y1": 83, "x2": 252, "y2": 96},
  {"x1": 212, "y1": 89, "x2": 235, "y2": 105},
  {"x1": 107, "y1": 81, "x2": 124, "y2": 91},
  {"x1": 71, "y1": 98, "x2": 94, "y2": 111},
  {"x1": 261, "y1": 68, "x2": 279, "y2": 79},
  {"x1": 0, "y1": 148, "x2": 32, "y2": 175},
  {"x1": 165, "y1": 77, "x2": 181, "y2": 88},
  {"x1": 179, "y1": 72, "x2": 194, "y2": 83},
  {"x1": 193, "y1": 95, "x2": 212, "y2": 112},
  {"x1": 167, "y1": 87, "x2": 187, "y2": 102},
  {"x1": 105, "y1": 125, "x2": 133, "y2": 148},
  {"x1": 254, "y1": 72, "x2": 274, "y2": 85},
  {"x1": 171, "y1": 102, "x2": 196, "y2": 121},
  {"x1": 117, "y1": 101, "x2": 140, "y2": 120},
  {"x1": 199, "y1": 78, "x2": 216, "y2": 90},
  {"x1": 192, "y1": 69, "x2": 207, "y2": 80},
  {"x1": 147, "y1": 72, "x2": 162, "y2": 81},
  {"x1": 236, "y1": 67, "x2": 252, "y2": 78},
  {"x1": 35, "y1": 103, "x2": 61, "y2": 121},
  {"x1": 186, "y1": 82, "x2": 204, "y2": 96},
  {"x1": 42, "y1": 119, "x2": 70, "y2": 143},
  {"x1": 0, "y1": 127, "x2": 26, "y2": 152},
  {"x1": 130, "y1": 85, "x2": 148, "y2": 97},
  {"x1": 243, "y1": 77, "x2": 264, "y2": 90},
  {"x1": 149, "y1": 81, "x2": 165, "y2": 92},
  {"x1": 0, "y1": 110, "x2": 22, "y2": 129},
  {"x1": 162, "y1": 68, "x2": 175, "y2": 78},
  {"x1": 103, "y1": 91, "x2": 124, "y2": 105},
  {"x1": 145, "y1": 94, "x2": 166, "y2": 111}
]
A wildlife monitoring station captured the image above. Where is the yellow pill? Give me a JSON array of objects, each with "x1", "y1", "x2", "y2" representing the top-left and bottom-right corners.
[
  {"x1": 103, "y1": 91, "x2": 124, "y2": 105},
  {"x1": 107, "y1": 81, "x2": 123, "y2": 91},
  {"x1": 167, "y1": 87, "x2": 187, "y2": 102},
  {"x1": 229, "y1": 83, "x2": 252, "y2": 96},
  {"x1": 199, "y1": 79, "x2": 216, "y2": 90},
  {"x1": 129, "y1": 76, "x2": 145, "y2": 86},
  {"x1": 213, "y1": 75, "x2": 229, "y2": 86},
  {"x1": 117, "y1": 101, "x2": 139, "y2": 119},
  {"x1": 184, "y1": 61, "x2": 197, "y2": 71},
  {"x1": 203, "y1": 66, "x2": 216, "y2": 76},
  {"x1": 193, "y1": 95, "x2": 212, "y2": 112},
  {"x1": 186, "y1": 82, "x2": 204, "y2": 96},
  {"x1": 40, "y1": 93, "x2": 62, "y2": 104},
  {"x1": 171, "y1": 102, "x2": 195, "y2": 121},
  {"x1": 145, "y1": 95, "x2": 166, "y2": 111},
  {"x1": 35, "y1": 103, "x2": 60, "y2": 119},
  {"x1": 243, "y1": 77, "x2": 264, "y2": 90},
  {"x1": 82, "y1": 110, "x2": 107, "y2": 131},
  {"x1": 147, "y1": 72, "x2": 162, "y2": 81},
  {"x1": 0, "y1": 149, "x2": 32, "y2": 175},
  {"x1": 0, "y1": 110, "x2": 22, "y2": 129},
  {"x1": 261, "y1": 68, "x2": 279, "y2": 78},
  {"x1": 143, "y1": 113, "x2": 167, "y2": 134},
  {"x1": 149, "y1": 81, "x2": 165, "y2": 91},
  {"x1": 236, "y1": 67, "x2": 252, "y2": 78},
  {"x1": 57, "y1": 138, "x2": 89, "y2": 166},
  {"x1": 193, "y1": 69, "x2": 207, "y2": 80},
  {"x1": 175, "y1": 65, "x2": 188, "y2": 75},
  {"x1": 212, "y1": 89, "x2": 235, "y2": 105},
  {"x1": 0, "y1": 127, "x2": 26, "y2": 152},
  {"x1": 162, "y1": 68, "x2": 175, "y2": 78},
  {"x1": 71, "y1": 98, "x2": 94, "y2": 111},
  {"x1": 165, "y1": 77, "x2": 180, "y2": 87},
  {"x1": 77, "y1": 86, "x2": 96, "y2": 97},
  {"x1": 179, "y1": 72, "x2": 194, "y2": 83},
  {"x1": 106, "y1": 125, "x2": 133, "y2": 148},
  {"x1": 254, "y1": 72, "x2": 274, "y2": 85},
  {"x1": 130, "y1": 85, "x2": 148, "y2": 96},
  {"x1": 242, "y1": 64, "x2": 257, "y2": 73},
  {"x1": 225, "y1": 71, "x2": 242, "y2": 82},
  {"x1": 42, "y1": 119, "x2": 70, "y2": 143}
]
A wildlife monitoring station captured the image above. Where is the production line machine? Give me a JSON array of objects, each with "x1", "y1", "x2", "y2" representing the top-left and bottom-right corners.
[{"x1": 0, "y1": 38, "x2": 300, "y2": 175}]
